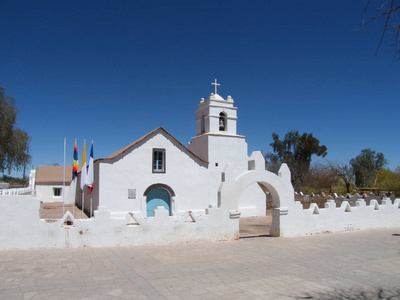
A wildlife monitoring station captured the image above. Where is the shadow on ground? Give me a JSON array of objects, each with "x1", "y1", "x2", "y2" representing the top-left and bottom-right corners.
[{"x1": 294, "y1": 287, "x2": 400, "y2": 299}]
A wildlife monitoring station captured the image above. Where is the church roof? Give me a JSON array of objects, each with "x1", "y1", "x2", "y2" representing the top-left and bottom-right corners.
[
  {"x1": 36, "y1": 166, "x2": 73, "y2": 184},
  {"x1": 208, "y1": 93, "x2": 224, "y2": 101},
  {"x1": 99, "y1": 127, "x2": 208, "y2": 164}
]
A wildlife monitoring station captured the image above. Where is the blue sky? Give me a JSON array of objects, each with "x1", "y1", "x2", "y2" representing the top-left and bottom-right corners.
[{"x1": 1, "y1": 0, "x2": 399, "y2": 177}]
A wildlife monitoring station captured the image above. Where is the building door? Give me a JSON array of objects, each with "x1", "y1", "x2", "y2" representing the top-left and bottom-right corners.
[{"x1": 146, "y1": 188, "x2": 171, "y2": 217}]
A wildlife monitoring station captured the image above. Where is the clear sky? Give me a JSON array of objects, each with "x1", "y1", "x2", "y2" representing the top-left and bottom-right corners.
[{"x1": 1, "y1": 0, "x2": 399, "y2": 177}]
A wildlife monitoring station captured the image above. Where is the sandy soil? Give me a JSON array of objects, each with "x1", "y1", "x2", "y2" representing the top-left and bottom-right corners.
[
  {"x1": 40, "y1": 202, "x2": 89, "y2": 220},
  {"x1": 239, "y1": 215, "x2": 272, "y2": 238}
]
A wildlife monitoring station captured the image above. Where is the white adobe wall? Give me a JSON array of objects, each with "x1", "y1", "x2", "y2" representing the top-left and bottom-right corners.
[
  {"x1": 280, "y1": 198, "x2": 400, "y2": 236},
  {"x1": 97, "y1": 133, "x2": 210, "y2": 217},
  {"x1": 29, "y1": 170, "x2": 36, "y2": 190},
  {"x1": 239, "y1": 182, "x2": 266, "y2": 217},
  {"x1": 190, "y1": 135, "x2": 266, "y2": 217},
  {"x1": 0, "y1": 196, "x2": 239, "y2": 249},
  {"x1": 35, "y1": 184, "x2": 72, "y2": 203}
]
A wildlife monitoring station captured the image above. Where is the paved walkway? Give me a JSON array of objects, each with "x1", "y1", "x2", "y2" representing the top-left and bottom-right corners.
[{"x1": 1, "y1": 228, "x2": 400, "y2": 300}]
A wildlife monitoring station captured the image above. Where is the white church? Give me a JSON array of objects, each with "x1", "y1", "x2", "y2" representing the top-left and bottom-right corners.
[
  {"x1": 4, "y1": 81, "x2": 398, "y2": 249},
  {"x1": 78, "y1": 82, "x2": 266, "y2": 219}
]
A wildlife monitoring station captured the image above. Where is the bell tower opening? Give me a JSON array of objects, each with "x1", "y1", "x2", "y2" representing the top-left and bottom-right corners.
[
  {"x1": 188, "y1": 79, "x2": 247, "y2": 165},
  {"x1": 201, "y1": 113, "x2": 205, "y2": 134},
  {"x1": 219, "y1": 112, "x2": 227, "y2": 131}
]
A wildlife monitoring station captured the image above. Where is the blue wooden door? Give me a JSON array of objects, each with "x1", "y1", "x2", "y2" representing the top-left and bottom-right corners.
[{"x1": 146, "y1": 188, "x2": 171, "y2": 217}]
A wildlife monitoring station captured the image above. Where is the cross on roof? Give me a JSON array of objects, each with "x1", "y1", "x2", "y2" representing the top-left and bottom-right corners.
[{"x1": 211, "y1": 79, "x2": 220, "y2": 94}]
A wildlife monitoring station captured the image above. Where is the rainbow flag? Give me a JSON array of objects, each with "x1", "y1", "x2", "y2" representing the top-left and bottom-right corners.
[{"x1": 72, "y1": 140, "x2": 79, "y2": 179}]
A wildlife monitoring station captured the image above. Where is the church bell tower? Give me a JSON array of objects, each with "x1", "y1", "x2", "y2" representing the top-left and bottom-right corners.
[{"x1": 188, "y1": 79, "x2": 247, "y2": 166}]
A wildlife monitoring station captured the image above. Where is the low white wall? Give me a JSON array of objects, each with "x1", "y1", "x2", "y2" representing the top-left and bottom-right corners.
[
  {"x1": 0, "y1": 188, "x2": 31, "y2": 196},
  {"x1": 0, "y1": 196, "x2": 239, "y2": 249},
  {"x1": 280, "y1": 198, "x2": 400, "y2": 237}
]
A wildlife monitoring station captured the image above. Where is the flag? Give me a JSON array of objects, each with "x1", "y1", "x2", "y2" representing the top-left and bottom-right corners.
[
  {"x1": 80, "y1": 140, "x2": 87, "y2": 190},
  {"x1": 72, "y1": 139, "x2": 79, "y2": 179},
  {"x1": 86, "y1": 141, "x2": 94, "y2": 194}
]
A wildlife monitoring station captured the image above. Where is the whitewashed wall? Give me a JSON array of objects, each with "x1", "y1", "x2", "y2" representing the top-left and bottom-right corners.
[
  {"x1": 35, "y1": 183, "x2": 73, "y2": 204},
  {"x1": 0, "y1": 196, "x2": 238, "y2": 249},
  {"x1": 279, "y1": 198, "x2": 400, "y2": 236},
  {"x1": 189, "y1": 134, "x2": 266, "y2": 217},
  {"x1": 92, "y1": 131, "x2": 211, "y2": 217}
]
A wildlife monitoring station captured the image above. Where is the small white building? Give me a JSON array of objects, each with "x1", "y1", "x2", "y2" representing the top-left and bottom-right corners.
[
  {"x1": 35, "y1": 165, "x2": 74, "y2": 203},
  {"x1": 79, "y1": 91, "x2": 266, "y2": 218}
]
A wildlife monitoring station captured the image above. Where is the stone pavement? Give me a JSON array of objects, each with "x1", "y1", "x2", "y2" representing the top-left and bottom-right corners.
[{"x1": 1, "y1": 228, "x2": 400, "y2": 300}]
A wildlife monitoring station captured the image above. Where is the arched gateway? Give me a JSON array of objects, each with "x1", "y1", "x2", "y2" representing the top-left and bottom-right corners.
[{"x1": 218, "y1": 151, "x2": 295, "y2": 237}]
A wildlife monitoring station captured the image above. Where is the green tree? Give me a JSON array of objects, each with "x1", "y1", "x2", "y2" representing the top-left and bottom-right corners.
[
  {"x1": 376, "y1": 167, "x2": 400, "y2": 196},
  {"x1": 0, "y1": 87, "x2": 31, "y2": 178},
  {"x1": 350, "y1": 148, "x2": 387, "y2": 188},
  {"x1": 265, "y1": 130, "x2": 328, "y2": 191}
]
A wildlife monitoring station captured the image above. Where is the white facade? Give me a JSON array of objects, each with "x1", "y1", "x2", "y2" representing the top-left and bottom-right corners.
[
  {"x1": 79, "y1": 92, "x2": 266, "y2": 218},
  {"x1": 83, "y1": 128, "x2": 210, "y2": 217},
  {"x1": 188, "y1": 93, "x2": 266, "y2": 217}
]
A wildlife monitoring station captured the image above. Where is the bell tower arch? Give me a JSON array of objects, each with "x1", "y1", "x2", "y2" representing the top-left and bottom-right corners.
[
  {"x1": 188, "y1": 80, "x2": 266, "y2": 214},
  {"x1": 194, "y1": 83, "x2": 238, "y2": 137},
  {"x1": 188, "y1": 79, "x2": 247, "y2": 169},
  {"x1": 194, "y1": 93, "x2": 238, "y2": 136}
]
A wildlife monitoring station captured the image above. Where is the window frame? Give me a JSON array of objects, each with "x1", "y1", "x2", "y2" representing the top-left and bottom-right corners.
[
  {"x1": 152, "y1": 148, "x2": 166, "y2": 173},
  {"x1": 53, "y1": 187, "x2": 62, "y2": 197}
]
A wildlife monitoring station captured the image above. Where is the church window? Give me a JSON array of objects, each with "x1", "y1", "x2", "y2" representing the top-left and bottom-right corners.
[
  {"x1": 53, "y1": 188, "x2": 61, "y2": 196},
  {"x1": 219, "y1": 112, "x2": 227, "y2": 131},
  {"x1": 153, "y1": 149, "x2": 166, "y2": 173}
]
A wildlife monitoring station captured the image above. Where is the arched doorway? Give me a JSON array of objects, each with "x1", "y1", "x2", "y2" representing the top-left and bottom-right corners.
[
  {"x1": 239, "y1": 182, "x2": 273, "y2": 238},
  {"x1": 218, "y1": 163, "x2": 294, "y2": 237},
  {"x1": 146, "y1": 188, "x2": 170, "y2": 217},
  {"x1": 144, "y1": 184, "x2": 175, "y2": 217}
]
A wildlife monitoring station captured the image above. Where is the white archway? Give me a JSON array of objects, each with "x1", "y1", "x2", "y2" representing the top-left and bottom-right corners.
[{"x1": 218, "y1": 152, "x2": 295, "y2": 237}]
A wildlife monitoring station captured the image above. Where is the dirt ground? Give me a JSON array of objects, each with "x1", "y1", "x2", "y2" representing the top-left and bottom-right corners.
[
  {"x1": 239, "y1": 215, "x2": 272, "y2": 238},
  {"x1": 40, "y1": 202, "x2": 89, "y2": 220}
]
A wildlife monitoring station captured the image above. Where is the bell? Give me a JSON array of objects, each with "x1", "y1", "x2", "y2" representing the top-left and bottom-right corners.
[{"x1": 219, "y1": 119, "x2": 225, "y2": 130}]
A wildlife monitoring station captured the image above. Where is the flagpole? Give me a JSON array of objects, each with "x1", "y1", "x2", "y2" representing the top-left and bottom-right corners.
[
  {"x1": 63, "y1": 138, "x2": 66, "y2": 217},
  {"x1": 73, "y1": 138, "x2": 77, "y2": 216},
  {"x1": 82, "y1": 188, "x2": 84, "y2": 219},
  {"x1": 73, "y1": 178, "x2": 75, "y2": 216},
  {"x1": 81, "y1": 139, "x2": 86, "y2": 219},
  {"x1": 90, "y1": 139, "x2": 92, "y2": 218}
]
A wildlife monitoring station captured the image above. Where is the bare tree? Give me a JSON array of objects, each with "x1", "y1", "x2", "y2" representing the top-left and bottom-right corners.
[
  {"x1": 362, "y1": 0, "x2": 400, "y2": 60},
  {"x1": 328, "y1": 161, "x2": 354, "y2": 194}
]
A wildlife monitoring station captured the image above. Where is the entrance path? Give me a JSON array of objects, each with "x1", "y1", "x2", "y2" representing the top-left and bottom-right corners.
[
  {"x1": 1, "y1": 228, "x2": 400, "y2": 299},
  {"x1": 239, "y1": 215, "x2": 272, "y2": 238}
]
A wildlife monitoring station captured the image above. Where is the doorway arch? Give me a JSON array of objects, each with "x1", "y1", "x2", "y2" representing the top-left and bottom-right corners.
[
  {"x1": 218, "y1": 163, "x2": 294, "y2": 237},
  {"x1": 144, "y1": 184, "x2": 175, "y2": 217}
]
